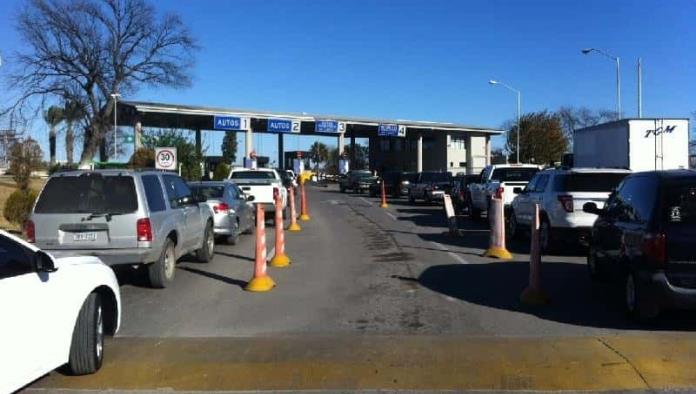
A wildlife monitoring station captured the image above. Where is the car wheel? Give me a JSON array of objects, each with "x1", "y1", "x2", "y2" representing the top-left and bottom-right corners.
[
  {"x1": 340, "y1": 186, "x2": 346, "y2": 193},
  {"x1": 468, "y1": 200, "x2": 481, "y2": 221},
  {"x1": 587, "y1": 246, "x2": 606, "y2": 281},
  {"x1": 625, "y1": 271, "x2": 659, "y2": 321},
  {"x1": 227, "y1": 220, "x2": 240, "y2": 245},
  {"x1": 424, "y1": 191, "x2": 431, "y2": 204},
  {"x1": 196, "y1": 222, "x2": 215, "y2": 263},
  {"x1": 408, "y1": 192, "x2": 416, "y2": 204},
  {"x1": 67, "y1": 292, "x2": 103, "y2": 375},
  {"x1": 508, "y1": 210, "x2": 519, "y2": 239},
  {"x1": 148, "y1": 238, "x2": 176, "y2": 288},
  {"x1": 539, "y1": 218, "x2": 552, "y2": 254},
  {"x1": 369, "y1": 189, "x2": 377, "y2": 197}
]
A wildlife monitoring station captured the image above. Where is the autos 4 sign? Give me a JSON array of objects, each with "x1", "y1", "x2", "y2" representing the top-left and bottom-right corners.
[{"x1": 155, "y1": 147, "x2": 177, "y2": 170}]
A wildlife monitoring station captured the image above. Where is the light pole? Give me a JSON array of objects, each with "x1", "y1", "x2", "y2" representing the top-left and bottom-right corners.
[
  {"x1": 582, "y1": 48, "x2": 621, "y2": 119},
  {"x1": 110, "y1": 92, "x2": 121, "y2": 160},
  {"x1": 489, "y1": 80, "x2": 521, "y2": 163}
]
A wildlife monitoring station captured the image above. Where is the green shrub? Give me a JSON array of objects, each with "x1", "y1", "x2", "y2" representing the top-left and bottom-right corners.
[
  {"x1": 128, "y1": 148, "x2": 155, "y2": 169},
  {"x1": 3, "y1": 189, "x2": 38, "y2": 226},
  {"x1": 213, "y1": 163, "x2": 230, "y2": 181},
  {"x1": 49, "y1": 163, "x2": 79, "y2": 175}
]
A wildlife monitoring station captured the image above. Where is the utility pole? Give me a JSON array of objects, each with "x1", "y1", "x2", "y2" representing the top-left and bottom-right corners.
[{"x1": 637, "y1": 58, "x2": 643, "y2": 118}]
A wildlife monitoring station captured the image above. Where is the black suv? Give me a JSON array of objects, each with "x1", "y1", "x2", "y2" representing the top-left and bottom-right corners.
[
  {"x1": 369, "y1": 171, "x2": 417, "y2": 198},
  {"x1": 584, "y1": 170, "x2": 696, "y2": 319}
]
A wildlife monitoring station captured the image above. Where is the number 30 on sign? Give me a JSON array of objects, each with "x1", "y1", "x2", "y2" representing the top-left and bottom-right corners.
[{"x1": 155, "y1": 147, "x2": 178, "y2": 170}]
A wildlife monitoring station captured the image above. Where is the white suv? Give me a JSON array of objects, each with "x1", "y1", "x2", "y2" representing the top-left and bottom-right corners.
[{"x1": 508, "y1": 168, "x2": 631, "y2": 252}]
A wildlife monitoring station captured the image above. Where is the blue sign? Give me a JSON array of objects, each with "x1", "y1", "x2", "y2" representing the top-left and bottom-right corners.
[
  {"x1": 378, "y1": 123, "x2": 404, "y2": 137},
  {"x1": 315, "y1": 120, "x2": 339, "y2": 133},
  {"x1": 267, "y1": 118, "x2": 293, "y2": 133},
  {"x1": 214, "y1": 115, "x2": 248, "y2": 130}
]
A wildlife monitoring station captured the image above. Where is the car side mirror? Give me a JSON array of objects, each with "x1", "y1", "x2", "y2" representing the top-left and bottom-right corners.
[
  {"x1": 34, "y1": 250, "x2": 57, "y2": 273},
  {"x1": 513, "y1": 187, "x2": 524, "y2": 194},
  {"x1": 583, "y1": 202, "x2": 601, "y2": 215},
  {"x1": 246, "y1": 195, "x2": 255, "y2": 202}
]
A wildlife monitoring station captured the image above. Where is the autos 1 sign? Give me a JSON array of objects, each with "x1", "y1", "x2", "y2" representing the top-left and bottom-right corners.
[
  {"x1": 213, "y1": 115, "x2": 250, "y2": 131},
  {"x1": 155, "y1": 147, "x2": 177, "y2": 170}
]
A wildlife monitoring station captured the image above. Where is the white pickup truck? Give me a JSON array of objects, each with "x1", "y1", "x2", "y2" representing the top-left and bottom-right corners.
[
  {"x1": 228, "y1": 168, "x2": 287, "y2": 218},
  {"x1": 467, "y1": 164, "x2": 541, "y2": 220}
]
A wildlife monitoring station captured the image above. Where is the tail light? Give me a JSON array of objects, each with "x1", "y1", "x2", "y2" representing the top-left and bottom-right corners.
[
  {"x1": 643, "y1": 233, "x2": 667, "y2": 265},
  {"x1": 213, "y1": 202, "x2": 230, "y2": 214},
  {"x1": 459, "y1": 190, "x2": 465, "y2": 198},
  {"x1": 432, "y1": 184, "x2": 439, "y2": 190},
  {"x1": 136, "y1": 218, "x2": 153, "y2": 242},
  {"x1": 494, "y1": 187, "x2": 504, "y2": 199},
  {"x1": 558, "y1": 195, "x2": 574, "y2": 212},
  {"x1": 24, "y1": 220, "x2": 35, "y2": 243},
  {"x1": 273, "y1": 187, "x2": 280, "y2": 200}
]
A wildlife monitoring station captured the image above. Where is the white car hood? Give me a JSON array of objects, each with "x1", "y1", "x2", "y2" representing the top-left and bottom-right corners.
[{"x1": 53, "y1": 255, "x2": 105, "y2": 268}]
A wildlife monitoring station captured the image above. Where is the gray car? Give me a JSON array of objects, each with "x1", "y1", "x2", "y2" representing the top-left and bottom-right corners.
[
  {"x1": 188, "y1": 181, "x2": 255, "y2": 245},
  {"x1": 28, "y1": 170, "x2": 215, "y2": 288}
]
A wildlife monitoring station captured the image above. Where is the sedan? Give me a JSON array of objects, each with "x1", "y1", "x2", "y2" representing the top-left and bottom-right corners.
[
  {"x1": 0, "y1": 230, "x2": 121, "y2": 393},
  {"x1": 189, "y1": 181, "x2": 256, "y2": 245}
]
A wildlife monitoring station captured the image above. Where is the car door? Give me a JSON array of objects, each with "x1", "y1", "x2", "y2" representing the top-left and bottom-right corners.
[
  {"x1": 0, "y1": 235, "x2": 64, "y2": 391},
  {"x1": 514, "y1": 173, "x2": 539, "y2": 225},
  {"x1": 596, "y1": 178, "x2": 640, "y2": 263},
  {"x1": 162, "y1": 175, "x2": 193, "y2": 253},
  {"x1": 227, "y1": 184, "x2": 246, "y2": 232},
  {"x1": 175, "y1": 177, "x2": 202, "y2": 251}
]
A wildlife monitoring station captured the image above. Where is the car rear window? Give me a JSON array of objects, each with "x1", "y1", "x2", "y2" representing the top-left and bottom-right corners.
[
  {"x1": 554, "y1": 173, "x2": 628, "y2": 192},
  {"x1": 35, "y1": 175, "x2": 138, "y2": 214},
  {"x1": 490, "y1": 168, "x2": 538, "y2": 182},
  {"x1": 661, "y1": 181, "x2": 696, "y2": 224},
  {"x1": 230, "y1": 171, "x2": 275, "y2": 179},
  {"x1": 422, "y1": 172, "x2": 449, "y2": 182},
  {"x1": 190, "y1": 185, "x2": 225, "y2": 200}
]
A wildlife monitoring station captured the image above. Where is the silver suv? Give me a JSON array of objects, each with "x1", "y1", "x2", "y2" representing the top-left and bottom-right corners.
[
  {"x1": 28, "y1": 170, "x2": 215, "y2": 288},
  {"x1": 508, "y1": 168, "x2": 630, "y2": 252}
]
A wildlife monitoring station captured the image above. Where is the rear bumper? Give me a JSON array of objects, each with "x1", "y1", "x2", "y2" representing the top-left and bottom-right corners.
[
  {"x1": 45, "y1": 247, "x2": 159, "y2": 266},
  {"x1": 644, "y1": 272, "x2": 696, "y2": 310},
  {"x1": 550, "y1": 226, "x2": 592, "y2": 245},
  {"x1": 427, "y1": 190, "x2": 445, "y2": 200}
]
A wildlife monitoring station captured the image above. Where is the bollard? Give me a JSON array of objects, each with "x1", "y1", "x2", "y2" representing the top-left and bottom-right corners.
[
  {"x1": 245, "y1": 204, "x2": 275, "y2": 292},
  {"x1": 443, "y1": 194, "x2": 458, "y2": 237},
  {"x1": 269, "y1": 189, "x2": 291, "y2": 268},
  {"x1": 482, "y1": 196, "x2": 513, "y2": 260},
  {"x1": 299, "y1": 179, "x2": 310, "y2": 221},
  {"x1": 521, "y1": 204, "x2": 550, "y2": 305},
  {"x1": 380, "y1": 179, "x2": 388, "y2": 208},
  {"x1": 287, "y1": 186, "x2": 301, "y2": 232}
]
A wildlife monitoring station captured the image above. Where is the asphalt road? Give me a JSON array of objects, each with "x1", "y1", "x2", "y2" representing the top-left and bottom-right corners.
[{"x1": 26, "y1": 184, "x2": 696, "y2": 393}]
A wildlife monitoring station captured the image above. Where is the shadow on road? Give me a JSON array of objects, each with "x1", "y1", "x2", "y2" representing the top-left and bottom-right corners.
[
  {"x1": 215, "y1": 251, "x2": 254, "y2": 262},
  {"x1": 414, "y1": 262, "x2": 696, "y2": 331},
  {"x1": 179, "y1": 266, "x2": 247, "y2": 289}
]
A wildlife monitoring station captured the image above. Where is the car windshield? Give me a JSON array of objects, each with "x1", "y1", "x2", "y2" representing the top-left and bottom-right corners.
[
  {"x1": 423, "y1": 172, "x2": 449, "y2": 182},
  {"x1": 354, "y1": 171, "x2": 373, "y2": 178},
  {"x1": 554, "y1": 173, "x2": 628, "y2": 192},
  {"x1": 661, "y1": 181, "x2": 696, "y2": 224},
  {"x1": 34, "y1": 175, "x2": 137, "y2": 214},
  {"x1": 490, "y1": 168, "x2": 538, "y2": 182},
  {"x1": 190, "y1": 185, "x2": 224, "y2": 200},
  {"x1": 230, "y1": 171, "x2": 275, "y2": 179}
]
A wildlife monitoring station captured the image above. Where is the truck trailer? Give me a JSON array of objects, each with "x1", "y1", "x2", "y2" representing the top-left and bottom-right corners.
[{"x1": 573, "y1": 118, "x2": 689, "y2": 171}]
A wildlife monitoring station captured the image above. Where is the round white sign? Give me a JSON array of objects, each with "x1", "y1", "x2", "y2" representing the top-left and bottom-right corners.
[{"x1": 156, "y1": 148, "x2": 177, "y2": 169}]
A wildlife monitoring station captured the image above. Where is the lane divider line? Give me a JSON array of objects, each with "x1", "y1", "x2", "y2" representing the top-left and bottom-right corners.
[
  {"x1": 358, "y1": 197, "x2": 373, "y2": 206},
  {"x1": 430, "y1": 241, "x2": 468, "y2": 264},
  {"x1": 385, "y1": 211, "x2": 397, "y2": 221}
]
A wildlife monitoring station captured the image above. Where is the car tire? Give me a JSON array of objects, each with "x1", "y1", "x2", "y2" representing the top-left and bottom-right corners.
[
  {"x1": 468, "y1": 200, "x2": 481, "y2": 221},
  {"x1": 148, "y1": 238, "x2": 176, "y2": 288},
  {"x1": 340, "y1": 186, "x2": 346, "y2": 193},
  {"x1": 508, "y1": 210, "x2": 519, "y2": 240},
  {"x1": 226, "y1": 220, "x2": 240, "y2": 245},
  {"x1": 424, "y1": 191, "x2": 432, "y2": 205},
  {"x1": 408, "y1": 192, "x2": 416, "y2": 204},
  {"x1": 539, "y1": 217, "x2": 552, "y2": 254},
  {"x1": 196, "y1": 222, "x2": 215, "y2": 263},
  {"x1": 67, "y1": 292, "x2": 103, "y2": 375},
  {"x1": 587, "y1": 246, "x2": 607, "y2": 281},
  {"x1": 625, "y1": 271, "x2": 659, "y2": 321},
  {"x1": 369, "y1": 189, "x2": 377, "y2": 197}
]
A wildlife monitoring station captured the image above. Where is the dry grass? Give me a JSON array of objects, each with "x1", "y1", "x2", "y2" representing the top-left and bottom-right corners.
[{"x1": 0, "y1": 176, "x2": 46, "y2": 232}]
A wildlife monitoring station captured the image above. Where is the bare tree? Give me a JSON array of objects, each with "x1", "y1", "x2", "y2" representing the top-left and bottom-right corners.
[
  {"x1": 63, "y1": 100, "x2": 85, "y2": 165},
  {"x1": 557, "y1": 106, "x2": 616, "y2": 147},
  {"x1": 3, "y1": 0, "x2": 197, "y2": 167}
]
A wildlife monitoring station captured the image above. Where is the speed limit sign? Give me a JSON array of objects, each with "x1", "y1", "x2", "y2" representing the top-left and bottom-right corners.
[{"x1": 155, "y1": 147, "x2": 177, "y2": 170}]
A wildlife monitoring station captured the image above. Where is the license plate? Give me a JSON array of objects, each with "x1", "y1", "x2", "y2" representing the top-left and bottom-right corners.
[{"x1": 73, "y1": 232, "x2": 97, "y2": 242}]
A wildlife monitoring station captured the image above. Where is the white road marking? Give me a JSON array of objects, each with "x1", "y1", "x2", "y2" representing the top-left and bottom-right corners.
[
  {"x1": 268, "y1": 247, "x2": 275, "y2": 259},
  {"x1": 385, "y1": 211, "x2": 397, "y2": 221},
  {"x1": 359, "y1": 197, "x2": 373, "y2": 206},
  {"x1": 429, "y1": 241, "x2": 468, "y2": 264}
]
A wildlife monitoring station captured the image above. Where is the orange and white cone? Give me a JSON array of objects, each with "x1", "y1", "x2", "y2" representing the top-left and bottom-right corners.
[
  {"x1": 287, "y1": 186, "x2": 301, "y2": 232},
  {"x1": 521, "y1": 203, "x2": 550, "y2": 304},
  {"x1": 245, "y1": 204, "x2": 275, "y2": 291},
  {"x1": 483, "y1": 196, "x2": 513, "y2": 260},
  {"x1": 299, "y1": 180, "x2": 310, "y2": 221},
  {"x1": 269, "y1": 190, "x2": 291, "y2": 268},
  {"x1": 380, "y1": 179, "x2": 388, "y2": 208}
]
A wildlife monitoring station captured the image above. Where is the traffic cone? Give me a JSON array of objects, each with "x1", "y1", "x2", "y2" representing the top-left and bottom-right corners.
[
  {"x1": 245, "y1": 204, "x2": 275, "y2": 292},
  {"x1": 299, "y1": 180, "x2": 310, "y2": 221},
  {"x1": 521, "y1": 203, "x2": 550, "y2": 305},
  {"x1": 269, "y1": 190, "x2": 291, "y2": 268},
  {"x1": 483, "y1": 196, "x2": 513, "y2": 260},
  {"x1": 287, "y1": 186, "x2": 301, "y2": 232},
  {"x1": 380, "y1": 179, "x2": 388, "y2": 208}
]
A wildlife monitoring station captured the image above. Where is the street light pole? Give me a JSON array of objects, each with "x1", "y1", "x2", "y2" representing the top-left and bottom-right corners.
[
  {"x1": 110, "y1": 93, "x2": 121, "y2": 160},
  {"x1": 489, "y1": 80, "x2": 522, "y2": 163},
  {"x1": 582, "y1": 48, "x2": 621, "y2": 119}
]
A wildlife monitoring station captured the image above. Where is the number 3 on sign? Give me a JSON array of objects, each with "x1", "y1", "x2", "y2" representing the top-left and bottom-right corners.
[{"x1": 291, "y1": 120, "x2": 301, "y2": 133}]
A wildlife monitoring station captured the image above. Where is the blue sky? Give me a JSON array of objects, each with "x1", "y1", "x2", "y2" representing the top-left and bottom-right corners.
[{"x1": 1, "y1": 0, "x2": 694, "y2": 163}]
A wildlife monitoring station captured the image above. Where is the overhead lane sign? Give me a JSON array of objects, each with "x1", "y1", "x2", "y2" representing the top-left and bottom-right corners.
[
  {"x1": 267, "y1": 118, "x2": 301, "y2": 133},
  {"x1": 378, "y1": 123, "x2": 406, "y2": 137},
  {"x1": 315, "y1": 120, "x2": 346, "y2": 133},
  {"x1": 214, "y1": 115, "x2": 250, "y2": 131}
]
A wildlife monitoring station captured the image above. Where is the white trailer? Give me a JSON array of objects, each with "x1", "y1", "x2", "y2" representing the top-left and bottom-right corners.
[{"x1": 573, "y1": 118, "x2": 689, "y2": 171}]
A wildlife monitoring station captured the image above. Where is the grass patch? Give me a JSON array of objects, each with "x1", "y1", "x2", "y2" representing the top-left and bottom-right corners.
[{"x1": 0, "y1": 176, "x2": 46, "y2": 232}]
